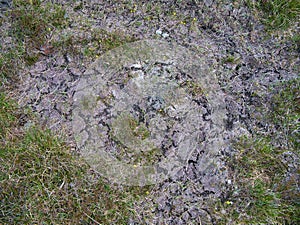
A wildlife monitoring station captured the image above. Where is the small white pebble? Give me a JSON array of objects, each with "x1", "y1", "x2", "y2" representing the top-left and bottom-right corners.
[
  {"x1": 227, "y1": 179, "x2": 232, "y2": 185},
  {"x1": 162, "y1": 33, "x2": 169, "y2": 38},
  {"x1": 155, "y1": 29, "x2": 162, "y2": 35},
  {"x1": 130, "y1": 63, "x2": 142, "y2": 69}
]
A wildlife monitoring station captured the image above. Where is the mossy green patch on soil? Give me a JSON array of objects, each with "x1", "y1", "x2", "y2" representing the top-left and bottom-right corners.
[{"x1": 110, "y1": 113, "x2": 162, "y2": 166}]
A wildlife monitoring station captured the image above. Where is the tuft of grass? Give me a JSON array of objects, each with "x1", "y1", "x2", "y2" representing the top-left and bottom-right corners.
[
  {"x1": 231, "y1": 138, "x2": 296, "y2": 223},
  {"x1": 212, "y1": 136, "x2": 299, "y2": 224},
  {"x1": 270, "y1": 78, "x2": 300, "y2": 150},
  {"x1": 11, "y1": 0, "x2": 67, "y2": 42},
  {"x1": 54, "y1": 28, "x2": 137, "y2": 60},
  {"x1": 93, "y1": 29, "x2": 137, "y2": 52},
  {"x1": 0, "y1": 93, "x2": 147, "y2": 224},
  {"x1": 247, "y1": 0, "x2": 300, "y2": 30},
  {"x1": 0, "y1": 93, "x2": 18, "y2": 137},
  {"x1": 289, "y1": 33, "x2": 300, "y2": 52},
  {"x1": 55, "y1": 30, "x2": 134, "y2": 61},
  {"x1": 0, "y1": 47, "x2": 25, "y2": 82},
  {"x1": 0, "y1": 0, "x2": 67, "y2": 82},
  {"x1": 221, "y1": 55, "x2": 241, "y2": 65},
  {"x1": 211, "y1": 78, "x2": 300, "y2": 224}
]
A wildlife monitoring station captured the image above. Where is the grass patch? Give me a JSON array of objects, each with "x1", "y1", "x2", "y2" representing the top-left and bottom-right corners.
[
  {"x1": 247, "y1": 0, "x2": 300, "y2": 30},
  {"x1": 11, "y1": 0, "x2": 67, "y2": 44},
  {"x1": 289, "y1": 33, "x2": 300, "y2": 52},
  {"x1": 0, "y1": 93, "x2": 18, "y2": 136},
  {"x1": 54, "y1": 28, "x2": 137, "y2": 60},
  {"x1": 229, "y1": 138, "x2": 297, "y2": 224},
  {"x1": 0, "y1": 47, "x2": 24, "y2": 82},
  {"x1": 93, "y1": 29, "x2": 137, "y2": 52},
  {"x1": 212, "y1": 79, "x2": 300, "y2": 224},
  {"x1": 270, "y1": 78, "x2": 300, "y2": 150},
  {"x1": 0, "y1": 0, "x2": 67, "y2": 82},
  {"x1": 0, "y1": 93, "x2": 148, "y2": 224}
]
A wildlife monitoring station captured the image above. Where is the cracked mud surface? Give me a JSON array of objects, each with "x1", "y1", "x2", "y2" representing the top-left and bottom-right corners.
[
  {"x1": 72, "y1": 40, "x2": 226, "y2": 186},
  {"x1": 2, "y1": 0, "x2": 299, "y2": 224}
]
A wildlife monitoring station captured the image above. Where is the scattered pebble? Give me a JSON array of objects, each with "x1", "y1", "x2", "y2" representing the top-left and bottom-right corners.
[{"x1": 155, "y1": 29, "x2": 162, "y2": 35}]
